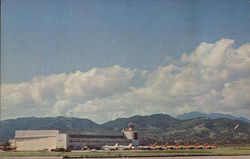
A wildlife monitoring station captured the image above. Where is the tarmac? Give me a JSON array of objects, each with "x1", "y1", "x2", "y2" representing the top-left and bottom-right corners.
[{"x1": 1, "y1": 156, "x2": 250, "y2": 159}]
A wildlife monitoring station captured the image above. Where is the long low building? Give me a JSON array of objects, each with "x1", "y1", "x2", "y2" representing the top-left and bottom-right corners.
[{"x1": 10, "y1": 123, "x2": 139, "y2": 151}]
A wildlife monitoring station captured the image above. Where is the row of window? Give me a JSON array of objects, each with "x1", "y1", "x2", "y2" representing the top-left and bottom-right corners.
[
  {"x1": 68, "y1": 138, "x2": 130, "y2": 143},
  {"x1": 69, "y1": 134, "x2": 126, "y2": 139}
]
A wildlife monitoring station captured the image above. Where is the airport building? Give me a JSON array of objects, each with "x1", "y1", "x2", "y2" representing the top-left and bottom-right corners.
[
  {"x1": 10, "y1": 123, "x2": 139, "y2": 151},
  {"x1": 9, "y1": 130, "x2": 67, "y2": 151}
]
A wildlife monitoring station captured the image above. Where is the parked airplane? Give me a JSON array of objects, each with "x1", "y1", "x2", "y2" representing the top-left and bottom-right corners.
[
  {"x1": 118, "y1": 143, "x2": 134, "y2": 150},
  {"x1": 205, "y1": 143, "x2": 216, "y2": 149},
  {"x1": 195, "y1": 143, "x2": 205, "y2": 149},
  {"x1": 165, "y1": 144, "x2": 175, "y2": 150},
  {"x1": 149, "y1": 143, "x2": 163, "y2": 150},
  {"x1": 102, "y1": 143, "x2": 119, "y2": 151},
  {"x1": 152, "y1": 143, "x2": 218, "y2": 150},
  {"x1": 162, "y1": 144, "x2": 169, "y2": 150},
  {"x1": 137, "y1": 145, "x2": 151, "y2": 150},
  {"x1": 211, "y1": 143, "x2": 218, "y2": 149},
  {"x1": 175, "y1": 143, "x2": 186, "y2": 149},
  {"x1": 184, "y1": 143, "x2": 191, "y2": 149}
]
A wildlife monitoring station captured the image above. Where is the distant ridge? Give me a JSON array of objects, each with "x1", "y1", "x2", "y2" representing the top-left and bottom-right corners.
[
  {"x1": 1, "y1": 113, "x2": 250, "y2": 144},
  {"x1": 176, "y1": 111, "x2": 250, "y2": 123}
]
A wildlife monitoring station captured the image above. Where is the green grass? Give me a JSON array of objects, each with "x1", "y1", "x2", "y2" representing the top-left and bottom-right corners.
[
  {"x1": 212, "y1": 148, "x2": 250, "y2": 156},
  {"x1": 0, "y1": 150, "x2": 63, "y2": 157},
  {"x1": 0, "y1": 147, "x2": 250, "y2": 158}
]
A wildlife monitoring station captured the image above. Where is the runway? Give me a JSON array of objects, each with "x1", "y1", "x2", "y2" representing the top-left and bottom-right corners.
[{"x1": 69, "y1": 156, "x2": 250, "y2": 159}]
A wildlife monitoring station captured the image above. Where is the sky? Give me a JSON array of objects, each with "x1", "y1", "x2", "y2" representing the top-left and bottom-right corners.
[{"x1": 1, "y1": 0, "x2": 250, "y2": 123}]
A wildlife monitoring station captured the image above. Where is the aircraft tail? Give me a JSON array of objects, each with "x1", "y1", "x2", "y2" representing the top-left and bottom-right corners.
[
  {"x1": 150, "y1": 143, "x2": 157, "y2": 147},
  {"x1": 114, "y1": 143, "x2": 119, "y2": 147}
]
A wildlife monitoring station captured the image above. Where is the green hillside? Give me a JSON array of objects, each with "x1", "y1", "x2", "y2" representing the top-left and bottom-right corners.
[
  {"x1": 1, "y1": 114, "x2": 249, "y2": 145},
  {"x1": 0, "y1": 116, "x2": 100, "y2": 142},
  {"x1": 177, "y1": 111, "x2": 250, "y2": 123}
]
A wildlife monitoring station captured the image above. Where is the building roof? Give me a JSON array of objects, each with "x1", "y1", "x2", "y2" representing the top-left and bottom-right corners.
[{"x1": 15, "y1": 130, "x2": 60, "y2": 138}]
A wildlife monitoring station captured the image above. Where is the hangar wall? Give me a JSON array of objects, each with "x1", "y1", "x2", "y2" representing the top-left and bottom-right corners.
[
  {"x1": 15, "y1": 136, "x2": 57, "y2": 151},
  {"x1": 13, "y1": 130, "x2": 64, "y2": 151}
]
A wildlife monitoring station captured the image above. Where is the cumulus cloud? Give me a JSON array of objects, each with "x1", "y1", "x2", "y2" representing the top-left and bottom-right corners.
[
  {"x1": 1, "y1": 65, "x2": 139, "y2": 120},
  {"x1": 52, "y1": 100, "x2": 73, "y2": 116},
  {"x1": 63, "y1": 65, "x2": 136, "y2": 100},
  {"x1": 1, "y1": 39, "x2": 250, "y2": 123}
]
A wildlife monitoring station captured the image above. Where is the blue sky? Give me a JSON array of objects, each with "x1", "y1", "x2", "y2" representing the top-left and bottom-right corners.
[
  {"x1": 2, "y1": 0, "x2": 249, "y2": 83},
  {"x1": 1, "y1": 0, "x2": 250, "y2": 122}
]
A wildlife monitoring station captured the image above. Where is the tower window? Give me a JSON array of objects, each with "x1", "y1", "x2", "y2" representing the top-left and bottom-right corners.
[{"x1": 134, "y1": 132, "x2": 138, "y2": 140}]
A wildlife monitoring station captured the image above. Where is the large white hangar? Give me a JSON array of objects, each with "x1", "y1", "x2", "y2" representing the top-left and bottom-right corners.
[
  {"x1": 10, "y1": 123, "x2": 139, "y2": 151},
  {"x1": 10, "y1": 130, "x2": 67, "y2": 151}
]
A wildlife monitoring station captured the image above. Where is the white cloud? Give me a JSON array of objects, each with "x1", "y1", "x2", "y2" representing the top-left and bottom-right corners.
[
  {"x1": 1, "y1": 65, "x2": 138, "y2": 120},
  {"x1": 64, "y1": 65, "x2": 136, "y2": 100},
  {"x1": 220, "y1": 78, "x2": 250, "y2": 110},
  {"x1": 52, "y1": 100, "x2": 73, "y2": 116},
  {"x1": 1, "y1": 39, "x2": 250, "y2": 123}
]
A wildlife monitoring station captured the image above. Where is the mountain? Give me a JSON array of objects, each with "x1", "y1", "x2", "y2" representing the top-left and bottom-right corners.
[
  {"x1": 176, "y1": 112, "x2": 250, "y2": 123},
  {"x1": 102, "y1": 114, "x2": 179, "y2": 133},
  {"x1": 0, "y1": 116, "x2": 100, "y2": 142},
  {"x1": 103, "y1": 114, "x2": 250, "y2": 145},
  {"x1": 1, "y1": 114, "x2": 250, "y2": 144}
]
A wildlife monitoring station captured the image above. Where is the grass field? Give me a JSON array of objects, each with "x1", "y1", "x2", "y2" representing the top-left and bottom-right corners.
[{"x1": 0, "y1": 146, "x2": 250, "y2": 158}]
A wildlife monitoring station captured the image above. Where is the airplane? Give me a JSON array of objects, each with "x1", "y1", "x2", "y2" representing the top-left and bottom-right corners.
[
  {"x1": 202, "y1": 143, "x2": 218, "y2": 149},
  {"x1": 166, "y1": 144, "x2": 176, "y2": 150},
  {"x1": 102, "y1": 143, "x2": 119, "y2": 151},
  {"x1": 167, "y1": 143, "x2": 196, "y2": 150},
  {"x1": 149, "y1": 143, "x2": 164, "y2": 150},
  {"x1": 204, "y1": 143, "x2": 212, "y2": 149},
  {"x1": 211, "y1": 143, "x2": 218, "y2": 149},
  {"x1": 149, "y1": 143, "x2": 157, "y2": 150},
  {"x1": 194, "y1": 143, "x2": 204, "y2": 149},
  {"x1": 117, "y1": 143, "x2": 134, "y2": 150},
  {"x1": 175, "y1": 143, "x2": 186, "y2": 149},
  {"x1": 137, "y1": 145, "x2": 151, "y2": 150},
  {"x1": 184, "y1": 143, "x2": 191, "y2": 149},
  {"x1": 161, "y1": 143, "x2": 178, "y2": 150},
  {"x1": 162, "y1": 144, "x2": 169, "y2": 150}
]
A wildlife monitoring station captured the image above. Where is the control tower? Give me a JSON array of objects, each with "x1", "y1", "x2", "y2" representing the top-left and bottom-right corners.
[{"x1": 122, "y1": 123, "x2": 140, "y2": 146}]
